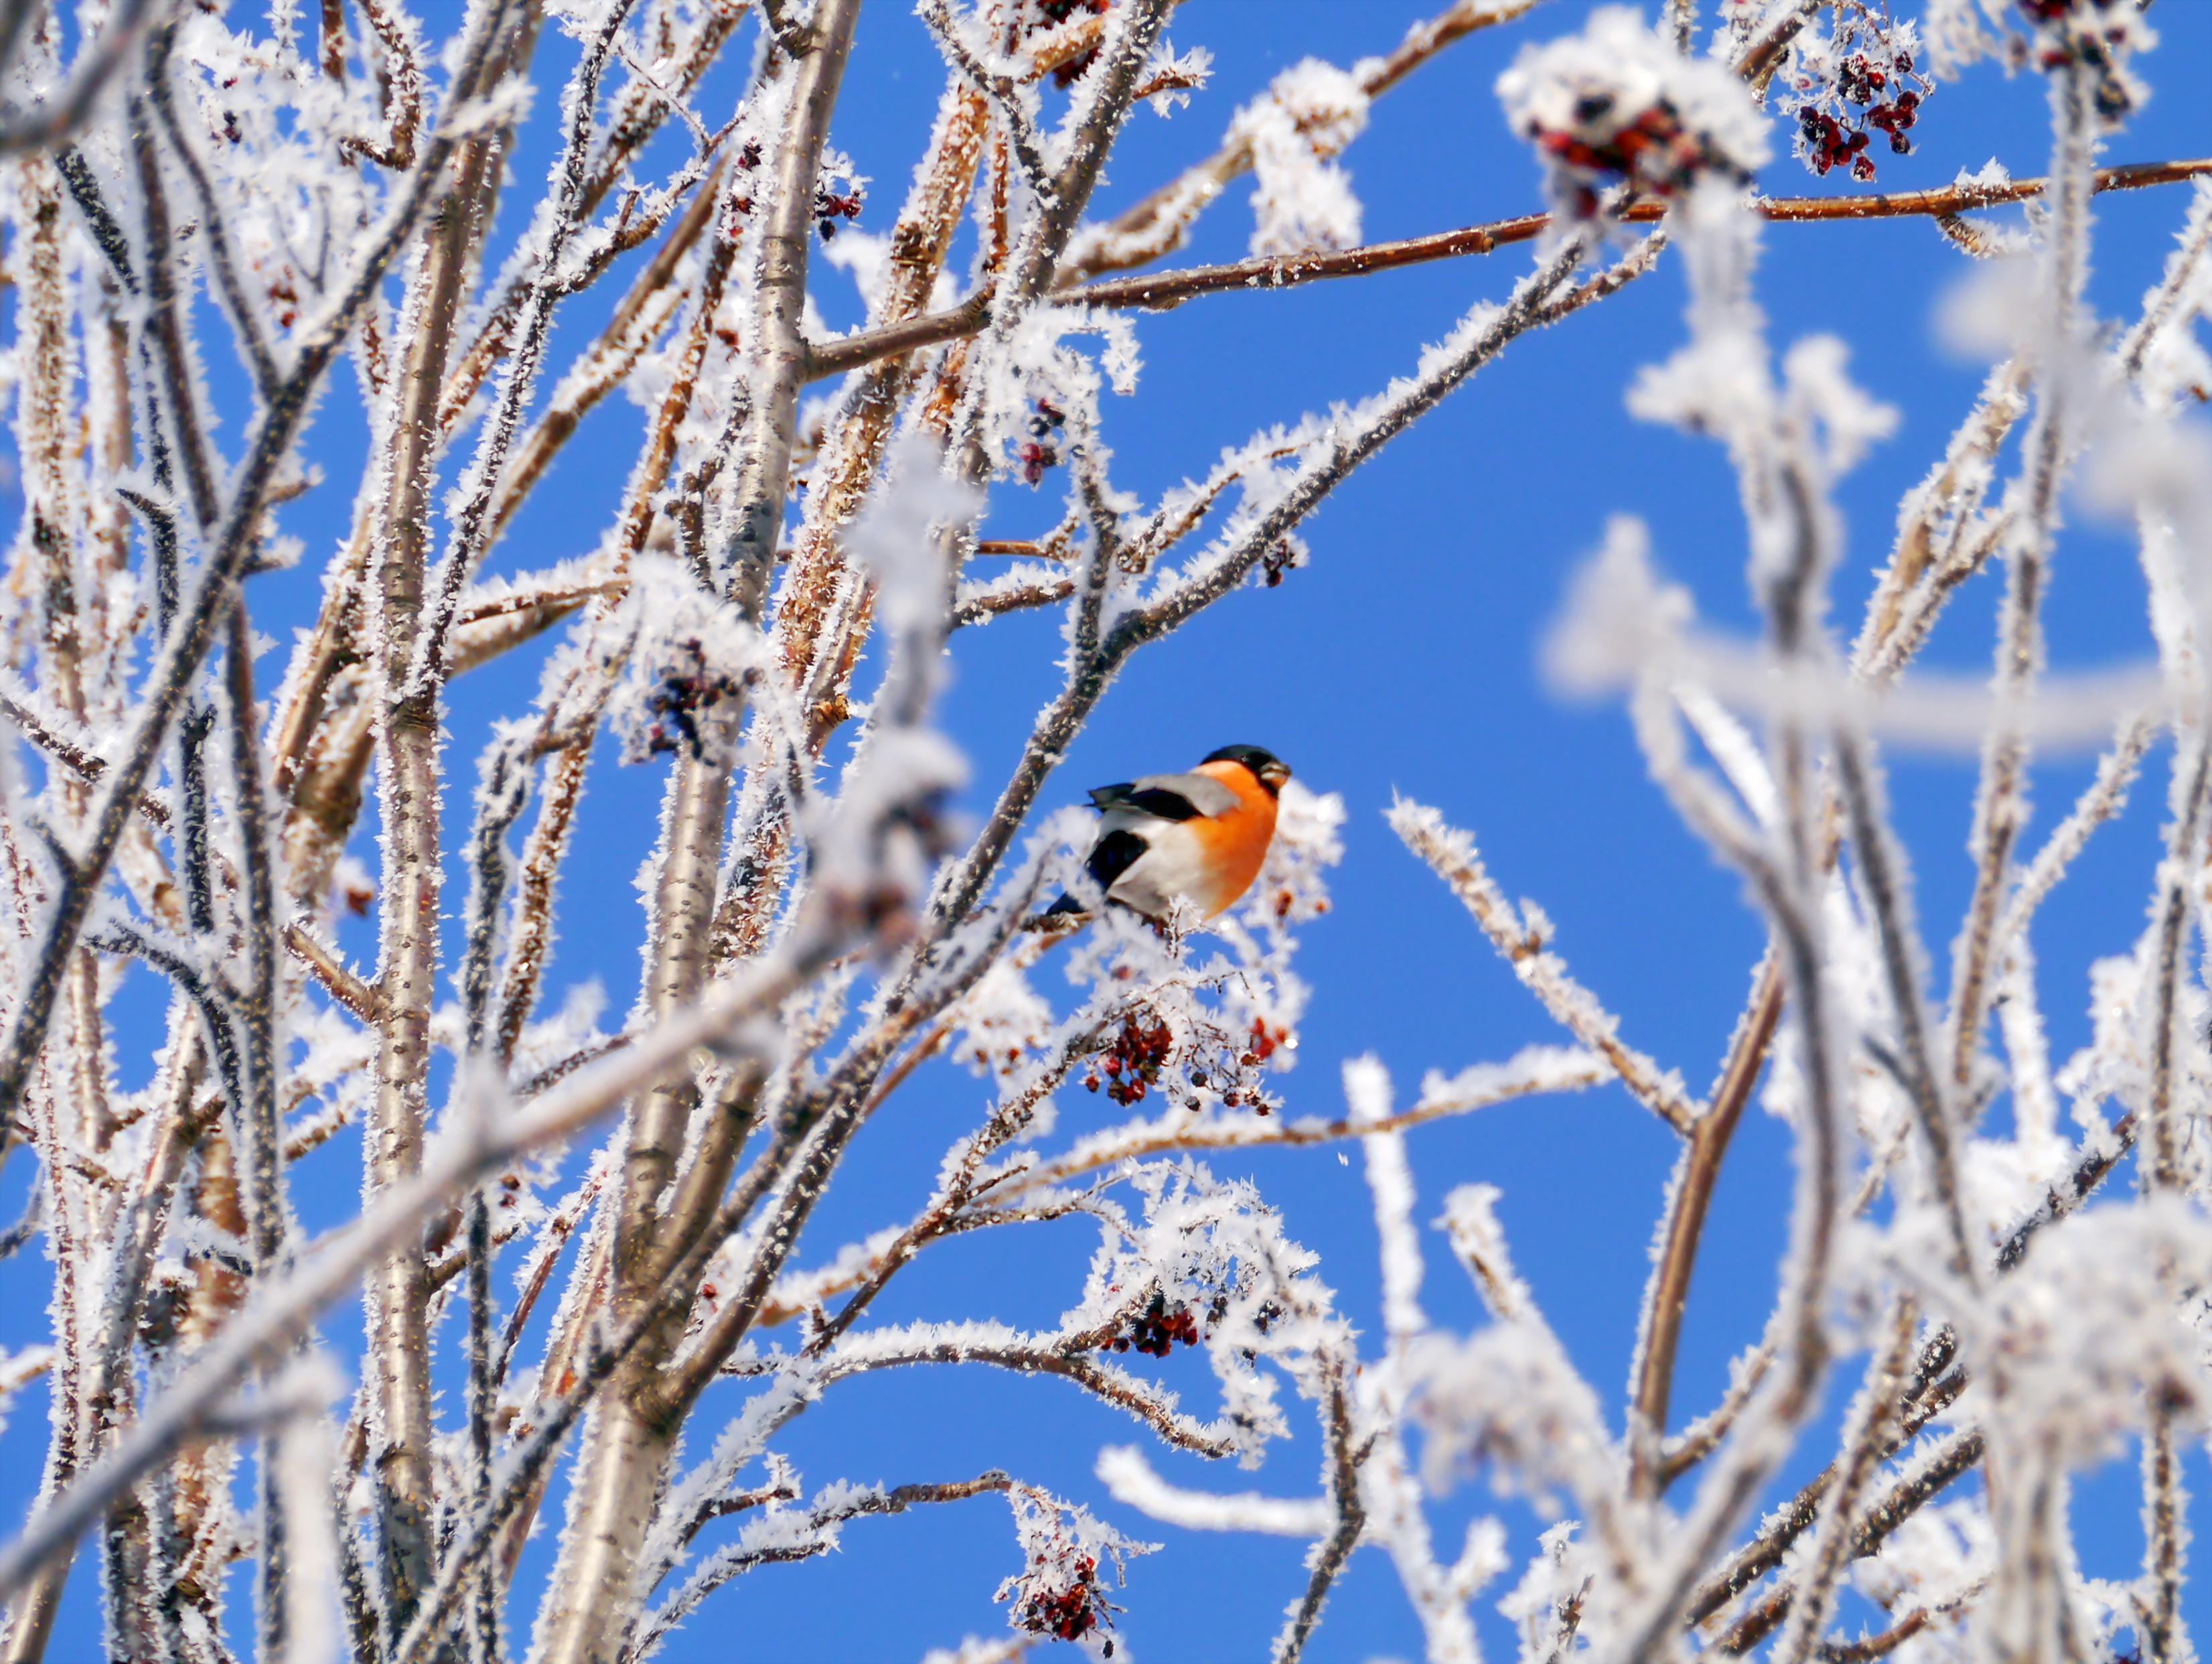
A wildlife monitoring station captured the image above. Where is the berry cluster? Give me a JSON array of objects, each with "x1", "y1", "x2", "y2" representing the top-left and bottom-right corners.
[
  {"x1": 1786, "y1": 7, "x2": 1928, "y2": 183},
  {"x1": 1243, "y1": 1016, "x2": 1282, "y2": 1066},
  {"x1": 1796, "y1": 82, "x2": 1921, "y2": 178},
  {"x1": 976, "y1": 1043, "x2": 1029, "y2": 1079},
  {"x1": 2016, "y1": 0, "x2": 2147, "y2": 120},
  {"x1": 1104, "y1": 1289, "x2": 1203, "y2": 1358},
  {"x1": 1033, "y1": 0, "x2": 1112, "y2": 88},
  {"x1": 1797, "y1": 106, "x2": 1865, "y2": 178},
  {"x1": 1012, "y1": 1555, "x2": 1106, "y2": 1643},
  {"x1": 813, "y1": 184, "x2": 863, "y2": 240},
  {"x1": 267, "y1": 271, "x2": 301, "y2": 330},
  {"x1": 1536, "y1": 96, "x2": 1752, "y2": 220},
  {"x1": 1501, "y1": 11, "x2": 1771, "y2": 224},
  {"x1": 1084, "y1": 1014, "x2": 1174, "y2": 1105},
  {"x1": 729, "y1": 140, "x2": 763, "y2": 217},
  {"x1": 1083, "y1": 1013, "x2": 1289, "y2": 1114},
  {"x1": 1208, "y1": 1016, "x2": 1284, "y2": 1113},
  {"x1": 1017, "y1": 399, "x2": 1065, "y2": 486},
  {"x1": 641, "y1": 639, "x2": 746, "y2": 760}
]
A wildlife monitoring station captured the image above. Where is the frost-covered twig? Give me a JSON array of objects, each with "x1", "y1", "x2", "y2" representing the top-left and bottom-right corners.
[
  {"x1": 2144, "y1": 741, "x2": 2211, "y2": 1190},
  {"x1": 2140, "y1": 1412, "x2": 2189, "y2": 1664},
  {"x1": 0, "y1": 684, "x2": 173, "y2": 831},
  {"x1": 1769, "y1": 1301, "x2": 1921, "y2": 1664},
  {"x1": 146, "y1": 22, "x2": 280, "y2": 398},
  {"x1": 1685, "y1": 1343, "x2": 1966, "y2": 1628},
  {"x1": 1821, "y1": 1592, "x2": 1983, "y2": 1663},
  {"x1": 1994, "y1": 1111, "x2": 2136, "y2": 1272},
  {"x1": 1855, "y1": 359, "x2": 2033, "y2": 683},
  {"x1": 812, "y1": 159, "x2": 2212, "y2": 385},
  {"x1": 285, "y1": 924, "x2": 382, "y2": 1023},
  {"x1": 818, "y1": 1332, "x2": 1236, "y2": 1458},
  {"x1": 1835, "y1": 738, "x2": 1972, "y2": 1275},
  {"x1": 2121, "y1": 177, "x2": 2212, "y2": 385},
  {"x1": 918, "y1": 0, "x2": 1051, "y2": 196},
  {"x1": 1061, "y1": 0, "x2": 1546, "y2": 280},
  {"x1": 0, "y1": 910, "x2": 847, "y2": 1608},
  {"x1": 2000, "y1": 713, "x2": 2158, "y2": 944},
  {"x1": 1006, "y1": 1043, "x2": 1601, "y2": 1196},
  {"x1": 1715, "y1": 1426, "x2": 1986, "y2": 1653},
  {"x1": 1945, "y1": 61, "x2": 2104, "y2": 1096},
  {"x1": 1658, "y1": 1329, "x2": 1779, "y2": 1487},
  {"x1": 631, "y1": 1472, "x2": 1017, "y2": 1661},
  {"x1": 1392, "y1": 801, "x2": 1698, "y2": 1134},
  {"x1": 1272, "y1": 1363, "x2": 1364, "y2": 1664},
  {"x1": 750, "y1": 1040, "x2": 1581, "y2": 1331},
  {"x1": 0, "y1": 0, "x2": 522, "y2": 1168},
  {"x1": 472, "y1": 162, "x2": 724, "y2": 534},
  {"x1": 362, "y1": 0, "x2": 544, "y2": 1618},
  {"x1": 403, "y1": 0, "x2": 649, "y2": 704},
  {"x1": 0, "y1": 0, "x2": 157, "y2": 157}
]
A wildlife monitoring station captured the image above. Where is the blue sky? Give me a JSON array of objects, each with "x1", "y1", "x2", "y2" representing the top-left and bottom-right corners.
[{"x1": 9, "y1": 0, "x2": 2212, "y2": 1659}]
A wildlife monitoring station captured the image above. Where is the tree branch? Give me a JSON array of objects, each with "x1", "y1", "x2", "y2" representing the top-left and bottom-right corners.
[{"x1": 806, "y1": 160, "x2": 2212, "y2": 385}]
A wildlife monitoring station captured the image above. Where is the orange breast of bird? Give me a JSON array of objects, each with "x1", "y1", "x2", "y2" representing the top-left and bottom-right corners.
[{"x1": 1187, "y1": 759, "x2": 1280, "y2": 918}]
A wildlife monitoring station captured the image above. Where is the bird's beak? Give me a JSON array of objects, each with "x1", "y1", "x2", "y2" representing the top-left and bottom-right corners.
[{"x1": 1260, "y1": 762, "x2": 1291, "y2": 788}]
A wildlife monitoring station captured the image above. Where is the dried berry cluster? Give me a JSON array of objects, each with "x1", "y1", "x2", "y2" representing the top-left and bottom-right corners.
[
  {"x1": 2016, "y1": 0, "x2": 2147, "y2": 119},
  {"x1": 1012, "y1": 1553, "x2": 1109, "y2": 1644},
  {"x1": 1018, "y1": 398, "x2": 1066, "y2": 486},
  {"x1": 975, "y1": 1042, "x2": 1031, "y2": 1080},
  {"x1": 1103, "y1": 1288, "x2": 1204, "y2": 1357},
  {"x1": 1787, "y1": 7, "x2": 1928, "y2": 182},
  {"x1": 813, "y1": 184, "x2": 863, "y2": 240},
  {"x1": 1536, "y1": 97, "x2": 1753, "y2": 220},
  {"x1": 1207, "y1": 1015, "x2": 1285, "y2": 1113},
  {"x1": 641, "y1": 639, "x2": 746, "y2": 760},
  {"x1": 729, "y1": 139, "x2": 764, "y2": 217},
  {"x1": 267, "y1": 272, "x2": 301, "y2": 331},
  {"x1": 1243, "y1": 1016, "x2": 1283, "y2": 1066}
]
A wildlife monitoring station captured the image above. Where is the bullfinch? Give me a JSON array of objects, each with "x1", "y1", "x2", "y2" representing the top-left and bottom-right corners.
[{"x1": 1041, "y1": 744, "x2": 1291, "y2": 925}]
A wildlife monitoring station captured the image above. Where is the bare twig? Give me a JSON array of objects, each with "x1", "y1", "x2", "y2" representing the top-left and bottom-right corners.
[
  {"x1": 1633, "y1": 957, "x2": 1779, "y2": 1492},
  {"x1": 807, "y1": 161, "x2": 2212, "y2": 384}
]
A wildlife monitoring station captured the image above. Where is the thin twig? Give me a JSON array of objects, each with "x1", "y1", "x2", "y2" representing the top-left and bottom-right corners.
[
  {"x1": 1394, "y1": 804, "x2": 1700, "y2": 1135},
  {"x1": 0, "y1": 0, "x2": 524, "y2": 1155},
  {"x1": 1633, "y1": 956, "x2": 1778, "y2": 1492},
  {"x1": 1272, "y1": 1365, "x2": 1366, "y2": 1664},
  {"x1": 806, "y1": 161, "x2": 2212, "y2": 383}
]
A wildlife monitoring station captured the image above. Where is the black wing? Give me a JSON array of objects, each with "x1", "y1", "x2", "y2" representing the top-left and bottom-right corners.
[
  {"x1": 1039, "y1": 826, "x2": 1153, "y2": 918},
  {"x1": 1084, "y1": 827, "x2": 1151, "y2": 891},
  {"x1": 1088, "y1": 782, "x2": 1205, "y2": 821}
]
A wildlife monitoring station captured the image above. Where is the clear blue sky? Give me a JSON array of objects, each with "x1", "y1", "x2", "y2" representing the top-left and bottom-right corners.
[{"x1": 9, "y1": 1, "x2": 2212, "y2": 1659}]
